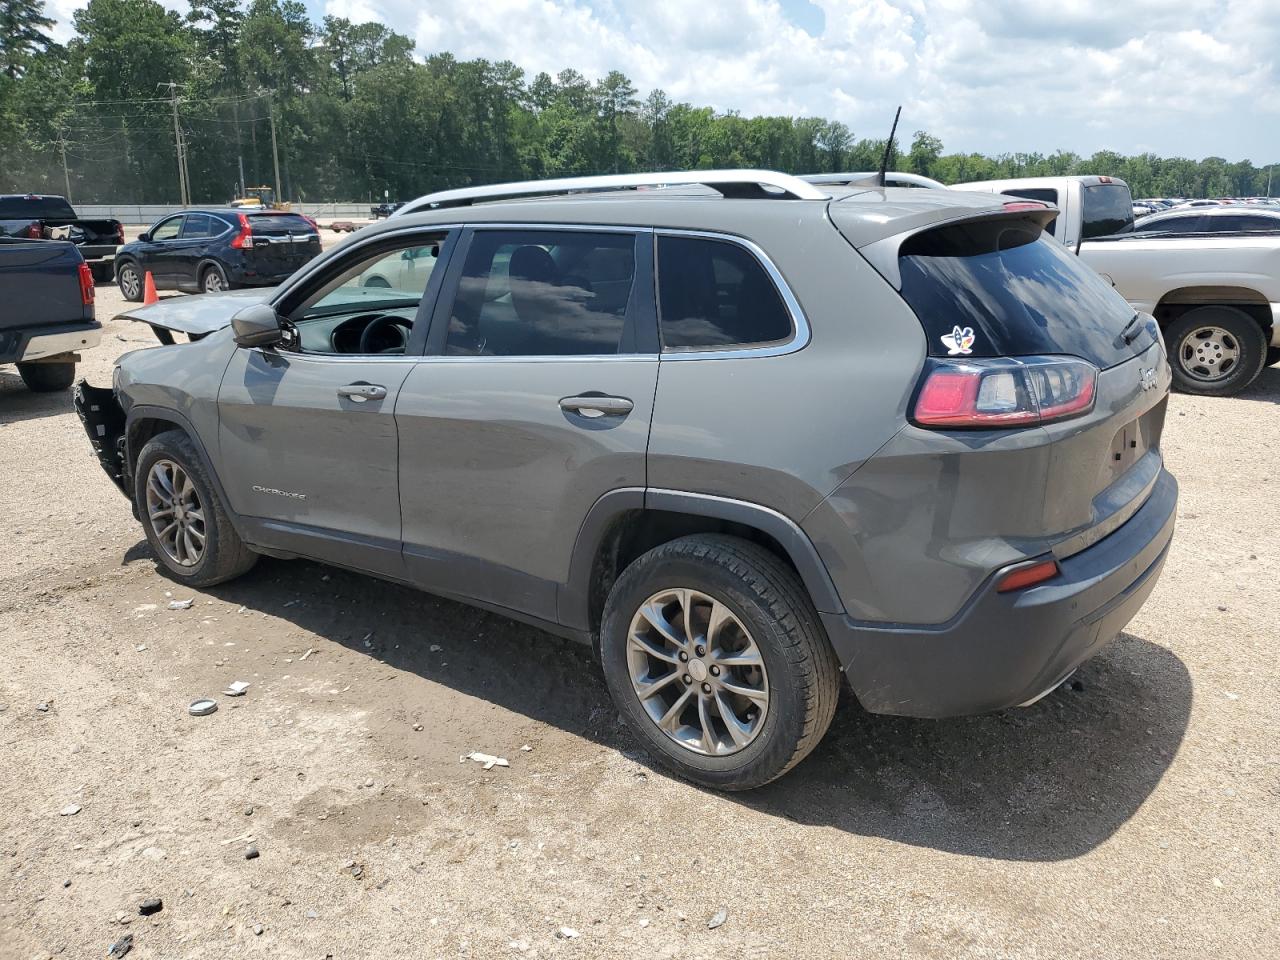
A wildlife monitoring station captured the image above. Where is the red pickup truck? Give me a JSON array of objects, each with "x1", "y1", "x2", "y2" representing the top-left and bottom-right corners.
[{"x1": 0, "y1": 194, "x2": 123, "y2": 282}]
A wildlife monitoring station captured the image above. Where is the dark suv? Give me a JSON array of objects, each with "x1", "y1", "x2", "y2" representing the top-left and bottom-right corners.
[
  {"x1": 115, "y1": 209, "x2": 322, "y2": 300},
  {"x1": 76, "y1": 171, "x2": 1177, "y2": 790}
]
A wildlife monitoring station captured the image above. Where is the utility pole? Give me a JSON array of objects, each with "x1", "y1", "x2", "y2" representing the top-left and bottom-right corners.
[
  {"x1": 160, "y1": 81, "x2": 190, "y2": 205},
  {"x1": 265, "y1": 93, "x2": 282, "y2": 203},
  {"x1": 56, "y1": 134, "x2": 72, "y2": 203},
  {"x1": 1268, "y1": 164, "x2": 1273, "y2": 198}
]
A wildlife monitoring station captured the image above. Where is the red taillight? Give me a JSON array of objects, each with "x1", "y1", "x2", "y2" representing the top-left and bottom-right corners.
[
  {"x1": 997, "y1": 558, "x2": 1060, "y2": 593},
  {"x1": 913, "y1": 356, "x2": 1097, "y2": 429},
  {"x1": 26, "y1": 222, "x2": 41, "y2": 238},
  {"x1": 116, "y1": 222, "x2": 125, "y2": 245},
  {"x1": 229, "y1": 213, "x2": 252, "y2": 249},
  {"x1": 78, "y1": 262, "x2": 95, "y2": 305}
]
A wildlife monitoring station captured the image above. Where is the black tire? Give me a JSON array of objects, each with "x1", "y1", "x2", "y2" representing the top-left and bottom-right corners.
[
  {"x1": 117, "y1": 260, "x2": 143, "y2": 302},
  {"x1": 16, "y1": 361, "x2": 75, "y2": 392},
  {"x1": 134, "y1": 430, "x2": 257, "y2": 587},
  {"x1": 599, "y1": 534, "x2": 841, "y2": 791},
  {"x1": 1267, "y1": 346, "x2": 1280, "y2": 367},
  {"x1": 200, "y1": 262, "x2": 231, "y2": 294},
  {"x1": 1165, "y1": 306, "x2": 1267, "y2": 397}
]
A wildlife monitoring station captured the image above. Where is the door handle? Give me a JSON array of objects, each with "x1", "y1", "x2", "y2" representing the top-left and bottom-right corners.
[
  {"x1": 559, "y1": 395, "x2": 633, "y2": 417},
  {"x1": 338, "y1": 383, "x2": 387, "y2": 402}
]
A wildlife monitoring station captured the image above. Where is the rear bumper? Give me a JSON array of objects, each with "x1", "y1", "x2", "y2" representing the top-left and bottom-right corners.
[
  {"x1": 1, "y1": 321, "x2": 101, "y2": 365},
  {"x1": 78, "y1": 245, "x2": 117, "y2": 263},
  {"x1": 822, "y1": 468, "x2": 1178, "y2": 718}
]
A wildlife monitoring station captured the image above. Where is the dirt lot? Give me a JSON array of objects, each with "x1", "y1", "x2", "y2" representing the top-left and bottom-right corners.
[{"x1": 2, "y1": 246, "x2": 1278, "y2": 959}]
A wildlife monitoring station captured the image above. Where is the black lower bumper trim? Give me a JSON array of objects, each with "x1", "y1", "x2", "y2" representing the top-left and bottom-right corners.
[{"x1": 823, "y1": 469, "x2": 1179, "y2": 718}]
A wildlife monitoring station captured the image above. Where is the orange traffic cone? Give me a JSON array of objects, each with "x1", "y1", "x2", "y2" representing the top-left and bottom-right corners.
[{"x1": 143, "y1": 271, "x2": 158, "y2": 305}]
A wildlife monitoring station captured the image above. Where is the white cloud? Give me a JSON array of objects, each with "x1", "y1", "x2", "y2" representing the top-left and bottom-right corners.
[{"x1": 46, "y1": 0, "x2": 1280, "y2": 160}]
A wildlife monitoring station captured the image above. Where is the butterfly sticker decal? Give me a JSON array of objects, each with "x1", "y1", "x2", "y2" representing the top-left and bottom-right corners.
[{"x1": 941, "y1": 325, "x2": 976, "y2": 356}]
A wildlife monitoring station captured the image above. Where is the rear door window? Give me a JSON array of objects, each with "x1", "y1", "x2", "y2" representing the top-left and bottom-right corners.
[
  {"x1": 1135, "y1": 214, "x2": 1205, "y2": 233},
  {"x1": 1209, "y1": 214, "x2": 1280, "y2": 233},
  {"x1": 180, "y1": 214, "x2": 218, "y2": 239},
  {"x1": 897, "y1": 218, "x2": 1151, "y2": 369},
  {"x1": 1081, "y1": 183, "x2": 1134, "y2": 238},
  {"x1": 444, "y1": 229, "x2": 640, "y2": 356},
  {"x1": 656, "y1": 235, "x2": 793, "y2": 349}
]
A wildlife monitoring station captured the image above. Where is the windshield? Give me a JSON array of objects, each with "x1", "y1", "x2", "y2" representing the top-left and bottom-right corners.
[{"x1": 897, "y1": 218, "x2": 1153, "y2": 369}]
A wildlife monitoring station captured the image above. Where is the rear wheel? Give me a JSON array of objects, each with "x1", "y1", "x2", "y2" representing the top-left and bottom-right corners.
[
  {"x1": 117, "y1": 260, "x2": 143, "y2": 302},
  {"x1": 134, "y1": 430, "x2": 257, "y2": 587},
  {"x1": 200, "y1": 263, "x2": 230, "y2": 294},
  {"x1": 1166, "y1": 306, "x2": 1267, "y2": 397},
  {"x1": 600, "y1": 535, "x2": 841, "y2": 791},
  {"x1": 16, "y1": 361, "x2": 75, "y2": 392}
]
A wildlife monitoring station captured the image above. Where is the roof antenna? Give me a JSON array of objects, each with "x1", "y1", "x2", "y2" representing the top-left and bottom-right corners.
[{"x1": 877, "y1": 106, "x2": 902, "y2": 187}]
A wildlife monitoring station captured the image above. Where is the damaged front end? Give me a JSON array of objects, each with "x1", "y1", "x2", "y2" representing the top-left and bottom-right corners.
[{"x1": 74, "y1": 381, "x2": 130, "y2": 497}]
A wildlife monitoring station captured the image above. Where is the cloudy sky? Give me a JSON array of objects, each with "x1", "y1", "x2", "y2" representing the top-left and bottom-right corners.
[{"x1": 52, "y1": 0, "x2": 1280, "y2": 161}]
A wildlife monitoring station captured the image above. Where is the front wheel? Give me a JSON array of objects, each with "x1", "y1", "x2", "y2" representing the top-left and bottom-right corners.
[
  {"x1": 1166, "y1": 306, "x2": 1267, "y2": 397},
  {"x1": 134, "y1": 430, "x2": 257, "y2": 587},
  {"x1": 17, "y1": 361, "x2": 75, "y2": 392},
  {"x1": 599, "y1": 535, "x2": 841, "y2": 791}
]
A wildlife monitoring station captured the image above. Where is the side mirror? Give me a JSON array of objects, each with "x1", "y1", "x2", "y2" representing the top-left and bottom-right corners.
[
  {"x1": 231, "y1": 302, "x2": 284, "y2": 348},
  {"x1": 139, "y1": 231, "x2": 151, "y2": 243}
]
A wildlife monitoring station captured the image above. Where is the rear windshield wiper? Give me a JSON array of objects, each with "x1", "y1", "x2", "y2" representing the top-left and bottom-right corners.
[{"x1": 1120, "y1": 313, "x2": 1143, "y2": 345}]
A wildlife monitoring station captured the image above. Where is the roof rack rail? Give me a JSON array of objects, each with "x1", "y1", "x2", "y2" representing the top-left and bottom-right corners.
[
  {"x1": 393, "y1": 169, "x2": 830, "y2": 217},
  {"x1": 802, "y1": 172, "x2": 949, "y2": 191}
]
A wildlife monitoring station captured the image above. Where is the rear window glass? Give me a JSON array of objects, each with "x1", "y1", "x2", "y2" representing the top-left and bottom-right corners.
[
  {"x1": 1082, "y1": 183, "x2": 1134, "y2": 238},
  {"x1": 1003, "y1": 189, "x2": 1060, "y2": 236},
  {"x1": 897, "y1": 219, "x2": 1145, "y2": 369},
  {"x1": 657, "y1": 236, "x2": 792, "y2": 349},
  {"x1": 0, "y1": 196, "x2": 76, "y2": 220},
  {"x1": 445, "y1": 229, "x2": 638, "y2": 356},
  {"x1": 247, "y1": 213, "x2": 314, "y2": 233}
]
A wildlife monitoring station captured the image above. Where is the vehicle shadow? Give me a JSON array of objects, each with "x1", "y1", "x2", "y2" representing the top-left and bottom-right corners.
[
  {"x1": 1236, "y1": 363, "x2": 1280, "y2": 403},
  {"x1": 0, "y1": 370, "x2": 74, "y2": 423},
  {"x1": 192, "y1": 555, "x2": 1191, "y2": 864}
]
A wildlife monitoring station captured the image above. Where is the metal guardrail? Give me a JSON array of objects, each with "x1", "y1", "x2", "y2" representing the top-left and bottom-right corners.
[{"x1": 74, "y1": 203, "x2": 375, "y2": 224}]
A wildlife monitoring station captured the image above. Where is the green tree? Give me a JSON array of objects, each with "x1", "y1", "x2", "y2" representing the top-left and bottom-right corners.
[{"x1": 0, "y1": 0, "x2": 54, "y2": 78}]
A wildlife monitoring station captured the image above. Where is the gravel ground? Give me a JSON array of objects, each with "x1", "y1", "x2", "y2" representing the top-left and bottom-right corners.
[{"x1": 1, "y1": 245, "x2": 1278, "y2": 959}]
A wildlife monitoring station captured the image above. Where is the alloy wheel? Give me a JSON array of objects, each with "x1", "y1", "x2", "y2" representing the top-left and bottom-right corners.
[
  {"x1": 120, "y1": 265, "x2": 140, "y2": 299},
  {"x1": 203, "y1": 270, "x2": 224, "y2": 293},
  {"x1": 1178, "y1": 325, "x2": 1240, "y2": 382},
  {"x1": 145, "y1": 458, "x2": 206, "y2": 567},
  {"x1": 626, "y1": 588, "x2": 769, "y2": 756}
]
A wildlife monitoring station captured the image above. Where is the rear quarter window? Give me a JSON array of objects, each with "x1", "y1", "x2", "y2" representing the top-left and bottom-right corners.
[{"x1": 656, "y1": 235, "x2": 793, "y2": 349}]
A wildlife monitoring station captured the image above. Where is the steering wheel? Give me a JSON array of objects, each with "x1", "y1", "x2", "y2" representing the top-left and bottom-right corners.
[{"x1": 359, "y1": 314, "x2": 412, "y2": 354}]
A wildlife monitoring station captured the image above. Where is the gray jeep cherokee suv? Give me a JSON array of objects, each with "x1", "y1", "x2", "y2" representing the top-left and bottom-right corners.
[{"x1": 76, "y1": 170, "x2": 1177, "y2": 790}]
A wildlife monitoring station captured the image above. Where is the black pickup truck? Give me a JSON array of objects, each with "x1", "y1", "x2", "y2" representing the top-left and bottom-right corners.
[
  {"x1": 0, "y1": 194, "x2": 123, "y2": 282},
  {"x1": 0, "y1": 238, "x2": 101, "y2": 392}
]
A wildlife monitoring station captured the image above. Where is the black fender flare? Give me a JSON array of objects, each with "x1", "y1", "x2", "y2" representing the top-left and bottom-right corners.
[{"x1": 558, "y1": 487, "x2": 845, "y2": 631}]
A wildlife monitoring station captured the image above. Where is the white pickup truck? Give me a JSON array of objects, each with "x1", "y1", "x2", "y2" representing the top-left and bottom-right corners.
[{"x1": 953, "y1": 175, "x2": 1280, "y2": 396}]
